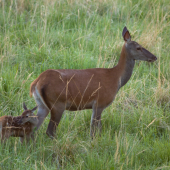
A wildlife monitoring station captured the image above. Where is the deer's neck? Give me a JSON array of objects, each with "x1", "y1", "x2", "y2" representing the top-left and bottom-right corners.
[{"x1": 116, "y1": 44, "x2": 135, "y2": 89}]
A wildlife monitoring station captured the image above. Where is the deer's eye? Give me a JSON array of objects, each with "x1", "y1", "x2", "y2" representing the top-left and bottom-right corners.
[
  {"x1": 137, "y1": 47, "x2": 141, "y2": 50},
  {"x1": 26, "y1": 115, "x2": 28, "y2": 118}
]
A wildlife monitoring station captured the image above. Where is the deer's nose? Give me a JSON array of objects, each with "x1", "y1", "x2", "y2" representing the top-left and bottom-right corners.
[{"x1": 154, "y1": 56, "x2": 157, "y2": 61}]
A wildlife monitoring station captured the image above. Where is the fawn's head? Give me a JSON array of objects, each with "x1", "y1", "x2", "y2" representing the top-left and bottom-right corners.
[
  {"x1": 122, "y1": 27, "x2": 157, "y2": 62},
  {"x1": 18, "y1": 103, "x2": 37, "y2": 124}
]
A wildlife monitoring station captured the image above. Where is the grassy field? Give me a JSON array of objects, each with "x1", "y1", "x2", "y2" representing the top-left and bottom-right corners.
[{"x1": 0, "y1": 0, "x2": 170, "y2": 169}]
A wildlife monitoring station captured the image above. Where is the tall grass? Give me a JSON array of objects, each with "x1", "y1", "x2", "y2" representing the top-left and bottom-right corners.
[{"x1": 0, "y1": 0, "x2": 170, "y2": 169}]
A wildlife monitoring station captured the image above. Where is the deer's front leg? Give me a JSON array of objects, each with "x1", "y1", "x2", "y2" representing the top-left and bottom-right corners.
[
  {"x1": 26, "y1": 135, "x2": 31, "y2": 143},
  {"x1": 90, "y1": 107, "x2": 103, "y2": 138}
]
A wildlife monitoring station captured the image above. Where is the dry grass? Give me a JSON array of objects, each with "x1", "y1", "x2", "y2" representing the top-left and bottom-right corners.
[{"x1": 155, "y1": 85, "x2": 170, "y2": 108}]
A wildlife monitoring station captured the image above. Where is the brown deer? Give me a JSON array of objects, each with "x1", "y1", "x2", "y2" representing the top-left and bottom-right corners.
[
  {"x1": 30, "y1": 27, "x2": 157, "y2": 138},
  {"x1": 0, "y1": 103, "x2": 38, "y2": 143}
]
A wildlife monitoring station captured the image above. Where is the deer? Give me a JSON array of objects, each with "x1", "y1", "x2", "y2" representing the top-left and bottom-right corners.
[
  {"x1": 0, "y1": 103, "x2": 38, "y2": 143},
  {"x1": 30, "y1": 27, "x2": 157, "y2": 138}
]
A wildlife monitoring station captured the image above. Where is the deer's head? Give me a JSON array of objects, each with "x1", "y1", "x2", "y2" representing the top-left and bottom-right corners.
[
  {"x1": 18, "y1": 103, "x2": 38, "y2": 124},
  {"x1": 122, "y1": 27, "x2": 157, "y2": 62}
]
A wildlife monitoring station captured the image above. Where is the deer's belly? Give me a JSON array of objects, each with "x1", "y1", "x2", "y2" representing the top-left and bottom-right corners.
[{"x1": 66, "y1": 101, "x2": 93, "y2": 111}]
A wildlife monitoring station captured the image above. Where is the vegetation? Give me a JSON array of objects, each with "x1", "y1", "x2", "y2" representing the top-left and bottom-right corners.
[{"x1": 0, "y1": 0, "x2": 170, "y2": 169}]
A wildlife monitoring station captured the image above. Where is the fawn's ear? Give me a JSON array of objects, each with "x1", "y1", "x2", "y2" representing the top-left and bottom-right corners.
[
  {"x1": 122, "y1": 26, "x2": 131, "y2": 42},
  {"x1": 31, "y1": 106, "x2": 38, "y2": 112},
  {"x1": 23, "y1": 103, "x2": 27, "y2": 110}
]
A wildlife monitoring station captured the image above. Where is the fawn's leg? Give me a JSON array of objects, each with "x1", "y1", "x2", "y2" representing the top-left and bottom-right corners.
[{"x1": 20, "y1": 137, "x2": 24, "y2": 144}]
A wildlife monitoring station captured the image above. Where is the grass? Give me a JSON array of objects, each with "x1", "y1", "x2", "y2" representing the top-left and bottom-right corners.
[{"x1": 0, "y1": 0, "x2": 170, "y2": 169}]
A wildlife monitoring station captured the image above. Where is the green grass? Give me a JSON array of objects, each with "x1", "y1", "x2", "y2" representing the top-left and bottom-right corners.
[{"x1": 0, "y1": 0, "x2": 170, "y2": 169}]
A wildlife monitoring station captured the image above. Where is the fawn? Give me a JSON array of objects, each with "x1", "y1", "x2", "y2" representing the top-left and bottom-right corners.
[{"x1": 0, "y1": 103, "x2": 38, "y2": 143}]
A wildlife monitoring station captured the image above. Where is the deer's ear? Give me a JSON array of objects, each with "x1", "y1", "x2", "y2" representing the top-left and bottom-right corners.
[
  {"x1": 31, "y1": 106, "x2": 38, "y2": 112},
  {"x1": 122, "y1": 26, "x2": 131, "y2": 42},
  {"x1": 23, "y1": 103, "x2": 27, "y2": 110}
]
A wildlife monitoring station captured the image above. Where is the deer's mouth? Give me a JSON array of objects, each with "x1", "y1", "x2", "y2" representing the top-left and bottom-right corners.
[
  {"x1": 148, "y1": 59, "x2": 154, "y2": 62},
  {"x1": 148, "y1": 56, "x2": 157, "y2": 62}
]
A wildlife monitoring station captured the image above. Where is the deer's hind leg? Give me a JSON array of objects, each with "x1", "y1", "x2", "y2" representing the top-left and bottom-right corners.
[
  {"x1": 33, "y1": 90, "x2": 49, "y2": 131},
  {"x1": 1, "y1": 129, "x2": 11, "y2": 144},
  {"x1": 46, "y1": 104, "x2": 65, "y2": 138},
  {"x1": 36, "y1": 105, "x2": 49, "y2": 130},
  {"x1": 1, "y1": 134, "x2": 7, "y2": 144}
]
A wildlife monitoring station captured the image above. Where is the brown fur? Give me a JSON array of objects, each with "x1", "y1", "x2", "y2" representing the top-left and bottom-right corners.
[
  {"x1": 0, "y1": 104, "x2": 38, "y2": 143},
  {"x1": 30, "y1": 27, "x2": 157, "y2": 138}
]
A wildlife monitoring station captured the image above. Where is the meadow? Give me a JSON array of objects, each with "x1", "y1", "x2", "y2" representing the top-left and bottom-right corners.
[{"x1": 0, "y1": 0, "x2": 170, "y2": 169}]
